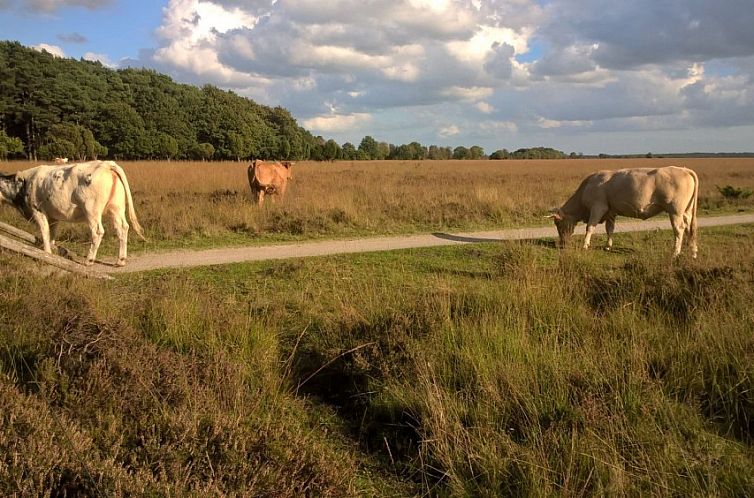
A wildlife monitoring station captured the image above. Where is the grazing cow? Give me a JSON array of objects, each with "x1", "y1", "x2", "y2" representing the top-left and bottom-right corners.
[
  {"x1": 54, "y1": 157, "x2": 68, "y2": 164},
  {"x1": 0, "y1": 160, "x2": 144, "y2": 266},
  {"x1": 247, "y1": 159, "x2": 293, "y2": 207},
  {"x1": 550, "y1": 166, "x2": 699, "y2": 257}
]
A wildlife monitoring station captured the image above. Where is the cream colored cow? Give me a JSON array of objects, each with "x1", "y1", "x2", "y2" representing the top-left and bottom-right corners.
[
  {"x1": 550, "y1": 166, "x2": 699, "y2": 257},
  {"x1": 0, "y1": 160, "x2": 144, "y2": 266}
]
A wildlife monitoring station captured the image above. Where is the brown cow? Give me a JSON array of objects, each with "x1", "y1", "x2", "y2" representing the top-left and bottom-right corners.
[
  {"x1": 247, "y1": 159, "x2": 293, "y2": 207},
  {"x1": 550, "y1": 166, "x2": 699, "y2": 258}
]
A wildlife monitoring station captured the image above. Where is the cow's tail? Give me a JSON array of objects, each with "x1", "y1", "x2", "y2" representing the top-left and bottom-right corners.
[
  {"x1": 686, "y1": 167, "x2": 699, "y2": 249},
  {"x1": 108, "y1": 161, "x2": 145, "y2": 240}
]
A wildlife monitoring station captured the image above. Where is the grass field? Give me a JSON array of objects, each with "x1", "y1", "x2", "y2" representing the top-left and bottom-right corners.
[
  {"x1": 1, "y1": 159, "x2": 753, "y2": 496},
  {"x1": 1, "y1": 222, "x2": 753, "y2": 496},
  {"x1": 1, "y1": 158, "x2": 753, "y2": 256}
]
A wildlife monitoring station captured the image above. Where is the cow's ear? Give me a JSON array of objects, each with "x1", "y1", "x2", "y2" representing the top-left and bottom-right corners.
[{"x1": 283, "y1": 161, "x2": 291, "y2": 168}]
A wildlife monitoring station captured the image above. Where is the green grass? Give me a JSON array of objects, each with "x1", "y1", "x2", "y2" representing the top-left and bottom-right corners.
[{"x1": 1, "y1": 225, "x2": 754, "y2": 496}]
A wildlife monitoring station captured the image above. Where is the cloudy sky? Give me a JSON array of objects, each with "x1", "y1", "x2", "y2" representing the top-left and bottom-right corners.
[{"x1": 2, "y1": 0, "x2": 754, "y2": 154}]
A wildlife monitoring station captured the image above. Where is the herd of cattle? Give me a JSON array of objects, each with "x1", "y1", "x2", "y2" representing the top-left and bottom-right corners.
[{"x1": 0, "y1": 159, "x2": 699, "y2": 267}]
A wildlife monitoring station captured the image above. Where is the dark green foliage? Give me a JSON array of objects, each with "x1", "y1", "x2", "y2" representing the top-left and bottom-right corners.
[
  {"x1": 509, "y1": 147, "x2": 567, "y2": 159},
  {"x1": 0, "y1": 42, "x2": 321, "y2": 160},
  {"x1": 717, "y1": 185, "x2": 753, "y2": 199}
]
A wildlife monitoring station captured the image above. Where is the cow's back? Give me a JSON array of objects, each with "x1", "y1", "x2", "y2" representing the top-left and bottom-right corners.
[
  {"x1": 585, "y1": 167, "x2": 695, "y2": 219},
  {"x1": 31, "y1": 161, "x2": 115, "y2": 222},
  {"x1": 251, "y1": 162, "x2": 286, "y2": 188}
]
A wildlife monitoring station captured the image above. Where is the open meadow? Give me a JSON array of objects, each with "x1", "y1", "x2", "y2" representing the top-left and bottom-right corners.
[
  {"x1": 1, "y1": 159, "x2": 754, "y2": 496},
  {"x1": 1, "y1": 158, "x2": 753, "y2": 255}
]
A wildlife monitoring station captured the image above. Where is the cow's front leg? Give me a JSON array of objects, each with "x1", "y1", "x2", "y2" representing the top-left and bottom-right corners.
[
  {"x1": 584, "y1": 206, "x2": 608, "y2": 250},
  {"x1": 31, "y1": 210, "x2": 52, "y2": 253},
  {"x1": 86, "y1": 219, "x2": 105, "y2": 265}
]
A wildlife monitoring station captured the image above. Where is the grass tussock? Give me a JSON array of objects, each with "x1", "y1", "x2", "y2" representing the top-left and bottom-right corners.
[
  {"x1": 0, "y1": 265, "x2": 407, "y2": 496},
  {"x1": 1, "y1": 158, "x2": 753, "y2": 255}
]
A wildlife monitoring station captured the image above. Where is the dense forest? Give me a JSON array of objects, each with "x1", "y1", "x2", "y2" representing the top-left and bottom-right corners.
[
  {"x1": 0, "y1": 41, "x2": 323, "y2": 161},
  {"x1": 0, "y1": 41, "x2": 579, "y2": 162}
]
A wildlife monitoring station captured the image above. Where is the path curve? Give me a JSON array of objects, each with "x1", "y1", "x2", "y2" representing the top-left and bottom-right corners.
[{"x1": 104, "y1": 214, "x2": 754, "y2": 273}]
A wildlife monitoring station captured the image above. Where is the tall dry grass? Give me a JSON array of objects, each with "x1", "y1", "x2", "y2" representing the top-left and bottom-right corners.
[{"x1": 1, "y1": 159, "x2": 753, "y2": 253}]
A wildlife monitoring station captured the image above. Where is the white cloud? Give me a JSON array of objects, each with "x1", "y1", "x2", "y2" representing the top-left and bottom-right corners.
[
  {"x1": 83, "y1": 51, "x2": 115, "y2": 67},
  {"x1": 32, "y1": 43, "x2": 65, "y2": 57},
  {"x1": 475, "y1": 101, "x2": 494, "y2": 114},
  {"x1": 303, "y1": 112, "x2": 372, "y2": 133},
  {"x1": 536, "y1": 117, "x2": 591, "y2": 129},
  {"x1": 439, "y1": 124, "x2": 460, "y2": 137},
  {"x1": 479, "y1": 120, "x2": 518, "y2": 133},
  {"x1": 441, "y1": 86, "x2": 494, "y2": 101}
]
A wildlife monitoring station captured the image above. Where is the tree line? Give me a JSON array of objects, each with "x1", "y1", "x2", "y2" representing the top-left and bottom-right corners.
[
  {"x1": 0, "y1": 41, "x2": 577, "y2": 162},
  {"x1": 323, "y1": 138, "x2": 569, "y2": 161}
]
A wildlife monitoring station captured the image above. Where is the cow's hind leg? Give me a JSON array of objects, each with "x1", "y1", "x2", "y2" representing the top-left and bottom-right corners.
[
  {"x1": 110, "y1": 208, "x2": 130, "y2": 266},
  {"x1": 669, "y1": 214, "x2": 686, "y2": 258},
  {"x1": 85, "y1": 217, "x2": 105, "y2": 266},
  {"x1": 605, "y1": 215, "x2": 616, "y2": 251},
  {"x1": 683, "y1": 210, "x2": 698, "y2": 259},
  {"x1": 584, "y1": 205, "x2": 608, "y2": 250},
  {"x1": 256, "y1": 189, "x2": 265, "y2": 207}
]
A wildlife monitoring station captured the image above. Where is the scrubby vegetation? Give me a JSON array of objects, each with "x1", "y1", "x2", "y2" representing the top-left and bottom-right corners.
[{"x1": 2, "y1": 225, "x2": 753, "y2": 496}]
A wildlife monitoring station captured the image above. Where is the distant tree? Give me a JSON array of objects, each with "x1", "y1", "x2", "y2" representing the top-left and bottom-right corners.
[
  {"x1": 469, "y1": 145, "x2": 485, "y2": 159},
  {"x1": 341, "y1": 142, "x2": 357, "y2": 160},
  {"x1": 427, "y1": 145, "x2": 452, "y2": 160},
  {"x1": 0, "y1": 130, "x2": 24, "y2": 159},
  {"x1": 323, "y1": 139, "x2": 340, "y2": 161},
  {"x1": 489, "y1": 149, "x2": 509, "y2": 160},
  {"x1": 156, "y1": 133, "x2": 178, "y2": 160},
  {"x1": 190, "y1": 142, "x2": 215, "y2": 161},
  {"x1": 376, "y1": 141, "x2": 390, "y2": 160},
  {"x1": 453, "y1": 146, "x2": 470, "y2": 159},
  {"x1": 358, "y1": 135, "x2": 379, "y2": 160},
  {"x1": 510, "y1": 147, "x2": 566, "y2": 159}
]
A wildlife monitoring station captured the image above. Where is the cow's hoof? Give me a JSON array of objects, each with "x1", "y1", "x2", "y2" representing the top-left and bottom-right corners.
[
  {"x1": 85, "y1": 259, "x2": 95, "y2": 266},
  {"x1": 115, "y1": 259, "x2": 127, "y2": 267}
]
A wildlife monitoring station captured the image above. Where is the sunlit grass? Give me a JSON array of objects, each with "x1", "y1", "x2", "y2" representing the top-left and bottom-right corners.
[{"x1": 2, "y1": 159, "x2": 753, "y2": 258}]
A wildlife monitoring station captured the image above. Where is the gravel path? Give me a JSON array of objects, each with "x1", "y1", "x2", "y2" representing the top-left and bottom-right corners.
[{"x1": 104, "y1": 214, "x2": 754, "y2": 273}]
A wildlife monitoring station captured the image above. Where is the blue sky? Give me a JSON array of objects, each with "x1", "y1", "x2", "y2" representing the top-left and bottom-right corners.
[{"x1": 2, "y1": 0, "x2": 754, "y2": 154}]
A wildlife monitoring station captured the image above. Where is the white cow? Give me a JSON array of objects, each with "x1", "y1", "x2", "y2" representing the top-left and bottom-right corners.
[
  {"x1": 54, "y1": 157, "x2": 69, "y2": 164},
  {"x1": 0, "y1": 160, "x2": 144, "y2": 266},
  {"x1": 550, "y1": 166, "x2": 699, "y2": 257}
]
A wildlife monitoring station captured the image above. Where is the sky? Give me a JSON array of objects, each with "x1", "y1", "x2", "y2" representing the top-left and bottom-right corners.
[{"x1": 2, "y1": 0, "x2": 754, "y2": 154}]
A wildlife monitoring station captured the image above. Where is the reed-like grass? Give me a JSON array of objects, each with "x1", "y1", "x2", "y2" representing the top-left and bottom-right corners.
[{"x1": 1, "y1": 159, "x2": 753, "y2": 255}]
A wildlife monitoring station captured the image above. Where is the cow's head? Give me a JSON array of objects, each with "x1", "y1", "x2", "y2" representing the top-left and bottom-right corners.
[
  {"x1": 549, "y1": 210, "x2": 576, "y2": 247},
  {"x1": 0, "y1": 173, "x2": 26, "y2": 210},
  {"x1": 281, "y1": 161, "x2": 293, "y2": 180}
]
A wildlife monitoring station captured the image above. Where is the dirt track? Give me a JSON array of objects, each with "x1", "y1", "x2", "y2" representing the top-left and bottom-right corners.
[{"x1": 99, "y1": 214, "x2": 754, "y2": 273}]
